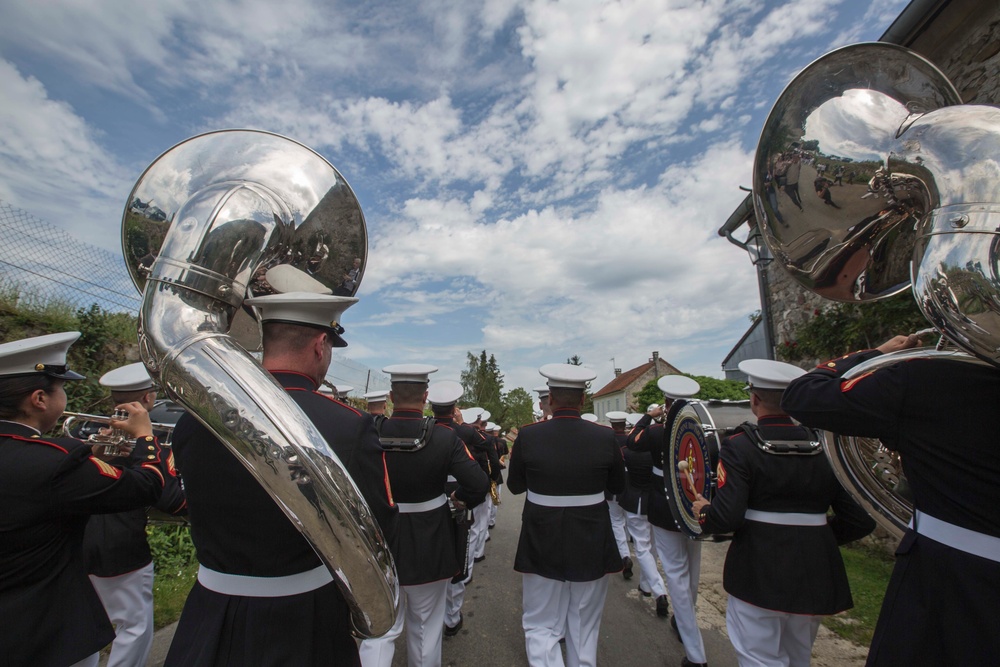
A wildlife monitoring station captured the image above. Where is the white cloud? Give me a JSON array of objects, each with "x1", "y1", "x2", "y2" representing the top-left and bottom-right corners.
[{"x1": 0, "y1": 59, "x2": 129, "y2": 250}]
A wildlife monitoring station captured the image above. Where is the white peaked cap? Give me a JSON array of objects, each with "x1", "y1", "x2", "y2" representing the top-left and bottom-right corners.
[
  {"x1": 486, "y1": 421, "x2": 498, "y2": 431},
  {"x1": 657, "y1": 375, "x2": 700, "y2": 399},
  {"x1": 739, "y1": 359, "x2": 806, "y2": 390},
  {"x1": 382, "y1": 364, "x2": 438, "y2": 383},
  {"x1": 318, "y1": 384, "x2": 335, "y2": 395},
  {"x1": 539, "y1": 363, "x2": 597, "y2": 389},
  {"x1": 336, "y1": 385, "x2": 353, "y2": 396},
  {"x1": 0, "y1": 332, "x2": 85, "y2": 380},
  {"x1": 581, "y1": 413, "x2": 598, "y2": 422},
  {"x1": 427, "y1": 380, "x2": 463, "y2": 406},
  {"x1": 364, "y1": 390, "x2": 389, "y2": 402},
  {"x1": 244, "y1": 292, "x2": 358, "y2": 347},
  {"x1": 264, "y1": 265, "x2": 332, "y2": 295},
  {"x1": 626, "y1": 413, "x2": 644, "y2": 427},
  {"x1": 480, "y1": 409, "x2": 491, "y2": 421},
  {"x1": 99, "y1": 363, "x2": 154, "y2": 392},
  {"x1": 606, "y1": 411, "x2": 628, "y2": 423},
  {"x1": 534, "y1": 384, "x2": 550, "y2": 397},
  {"x1": 461, "y1": 407, "x2": 484, "y2": 423}
]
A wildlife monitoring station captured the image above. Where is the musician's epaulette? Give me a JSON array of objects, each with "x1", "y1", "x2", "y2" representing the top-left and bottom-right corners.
[{"x1": 733, "y1": 422, "x2": 823, "y2": 456}]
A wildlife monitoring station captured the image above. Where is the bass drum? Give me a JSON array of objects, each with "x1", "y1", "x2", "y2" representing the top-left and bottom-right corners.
[{"x1": 665, "y1": 399, "x2": 753, "y2": 538}]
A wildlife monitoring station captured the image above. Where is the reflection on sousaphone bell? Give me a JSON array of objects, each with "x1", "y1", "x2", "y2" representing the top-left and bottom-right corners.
[{"x1": 752, "y1": 42, "x2": 1000, "y2": 539}]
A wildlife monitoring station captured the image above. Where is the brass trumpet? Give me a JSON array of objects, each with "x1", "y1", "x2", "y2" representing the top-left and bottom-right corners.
[{"x1": 62, "y1": 410, "x2": 175, "y2": 455}]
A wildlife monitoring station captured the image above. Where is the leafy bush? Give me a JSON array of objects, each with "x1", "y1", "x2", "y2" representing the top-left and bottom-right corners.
[
  {"x1": 146, "y1": 524, "x2": 197, "y2": 573},
  {"x1": 779, "y1": 294, "x2": 926, "y2": 363},
  {"x1": 632, "y1": 373, "x2": 747, "y2": 410}
]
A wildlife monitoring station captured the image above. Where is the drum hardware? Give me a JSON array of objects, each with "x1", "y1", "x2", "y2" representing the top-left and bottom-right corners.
[
  {"x1": 752, "y1": 42, "x2": 1000, "y2": 539},
  {"x1": 121, "y1": 130, "x2": 397, "y2": 637}
]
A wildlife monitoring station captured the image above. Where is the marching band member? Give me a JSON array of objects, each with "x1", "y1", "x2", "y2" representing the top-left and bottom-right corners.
[
  {"x1": 604, "y1": 411, "x2": 635, "y2": 582},
  {"x1": 360, "y1": 365, "x2": 488, "y2": 667},
  {"x1": 365, "y1": 389, "x2": 390, "y2": 416},
  {"x1": 692, "y1": 359, "x2": 874, "y2": 667},
  {"x1": 508, "y1": 363, "x2": 625, "y2": 667},
  {"x1": 782, "y1": 336, "x2": 1000, "y2": 665},
  {"x1": 627, "y1": 375, "x2": 708, "y2": 667},
  {"x1": 166, "y1": 293, "x2": 397, "y2": 667},
  {"x1": 489, "y1": 422, "x2": 507, "y2": 528},
  {"x1": 84, "y1": 363, "x2": 186, "y2": 667},
  {"x1": 612, "y1": 410, "x2": 669, "y2": 616},
  {"x1": 0, "y1": 332, "x2": 174, "y2": 667}
]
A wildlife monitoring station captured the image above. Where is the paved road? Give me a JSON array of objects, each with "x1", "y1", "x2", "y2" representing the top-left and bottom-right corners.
[{"x1": 144, "y1": 488, "x2": 866, "y2": 665}]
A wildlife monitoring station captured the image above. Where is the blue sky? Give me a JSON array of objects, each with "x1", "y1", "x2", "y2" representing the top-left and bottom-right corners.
[{"x1": 0, "y1": 0, "x2": 908, "y2": 405}]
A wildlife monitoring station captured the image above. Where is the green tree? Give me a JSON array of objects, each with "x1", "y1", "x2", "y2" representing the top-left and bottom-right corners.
[
  {"x1": 500, "y1": 387, "x2": 534, "y2": 431},
  {"x1": 460, "y1": 350, "x2": 504, "y2": 417},
  {"x1": 564, "y1": 354, "x2": 594, "y2": 413},
  {"x1": 633, "y1": 373, "x2": 747, "y2": 409}
]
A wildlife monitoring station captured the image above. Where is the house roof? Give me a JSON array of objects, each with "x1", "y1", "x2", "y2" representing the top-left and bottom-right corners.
[
  {"x1": 722, "y1": 317, "x2": 762, "y2": 366},
  {"x1": 593, "y1": 357, "x2": 682, "y2": 398}
]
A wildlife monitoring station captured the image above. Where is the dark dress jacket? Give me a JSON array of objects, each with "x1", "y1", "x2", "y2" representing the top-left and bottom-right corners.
[
  {"x1": 165, "y1": 371, "x2": 396, "y2": 667},
  {"x1": 617, "y1": 429, "x2": 654, "y2": 516},
  {"x1": 699, "y1": 415, "x2": 874, "y2": 614},
  {"x1": 782, "y1": 350, "x2": 1000, "y2": 666},
  {"x1": 83, "y1": 427, "x2": 187, "y2": 577},
  {"x1": 507, "y1": 408, "x2": 626, "y2": 581},
  {"x1": 382, "y1": 409, "x2": 489, "y2": 585},
  {"x1": 0, "y1": 422, "x2": 172, "y2": 667},
  {"x1": 625, "y1": 413, "x2": 679, "y2": 532}
]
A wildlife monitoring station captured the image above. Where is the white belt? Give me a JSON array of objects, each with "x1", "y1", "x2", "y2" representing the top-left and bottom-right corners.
[
  {"x1": 197, "y1": 564, "x2": 333, "y2": 597},
  {"x1": 446, "y1": 475, "x2": 457, "y2": 483},
  {"x1": 651, "y1": 467, "x2": 664, "y2": 477},
  {"x1": 527, "y1": 491, "x2": 604, "y2": 507},
  {"x1": 744, "y1": 509, "x2": 828, "y2": 526},
  {"x1": 396, "y1": 494, "x2": 448, "y2": 514},
  {"x1": 911, "y1": 510, "x2": 1000, "y2": 564}
]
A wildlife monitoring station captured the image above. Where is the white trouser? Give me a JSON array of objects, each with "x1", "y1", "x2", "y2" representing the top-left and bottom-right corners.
[
  {"x1": 624, "y1": 511, "x2": 666, "y2": 597},
  {"x1": 522, "y1": 573, "x2": 610, "y2": 667},
  {"x1": 607, "y1": 499, "x2": 630, "y2": 559},
  {"x1": 472, "y1": 499, "x2": 493, "y2": 558},
  {"x1": 359, "y1": 605, "x2": 405, "y2": 667},
  {"x1": 69, "y1": 654, "x2": 99, "y2": 667},
  {"x1": 89, "y1": 561, "x2": 155, "y2": 667},
  {"x1": 360, "y1": 579, "x2": 448, "y2": 667},
  {"x1": 652, "y1": 526, "x2": 707, "y2": 664},
  {"x1": 445, "y1": 526, "x2": 476, "y2": 627},
  {"x1": 726, "y1": 595, "x2": 821, "y2": 667}
]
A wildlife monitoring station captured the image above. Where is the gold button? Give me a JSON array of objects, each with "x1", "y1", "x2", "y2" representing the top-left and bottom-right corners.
[
  {"x1": 147, "y1": 455, "x2": 156, "y2": 460},
  {"x1": 145, "y1": 436, "x2": 154, "y2": 442}
]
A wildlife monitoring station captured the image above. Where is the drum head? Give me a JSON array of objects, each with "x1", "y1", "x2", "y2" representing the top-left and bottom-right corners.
[{"x1": 666, "y1": 400, "x2": 713, "y2": 538}]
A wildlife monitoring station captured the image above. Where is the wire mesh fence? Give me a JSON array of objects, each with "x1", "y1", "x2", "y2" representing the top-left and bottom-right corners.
[
  {"x1": 0, "y1": 199, "x2": 141, "y2": 312},
  {"x1": 0, "y1": 199, "x2": 390, "y2": 394}
]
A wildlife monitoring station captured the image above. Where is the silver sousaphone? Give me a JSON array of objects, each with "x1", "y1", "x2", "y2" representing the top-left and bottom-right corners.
[
  {"x1": 753, "y1": 43, "x2": 1000, "y2": 539},
  {"x1": 122, "y1": 130, "x2": 397, "y2": 636},
  {"x1": 664, "y1": 399, "x2": 752, "y2": 538}
]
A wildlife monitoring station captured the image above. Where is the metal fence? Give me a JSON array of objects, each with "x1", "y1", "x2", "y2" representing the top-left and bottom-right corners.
[
  {"x1": 0, "y1": 200, "x2": 141, "y2": 312},
  {"x1": 0, "y1": 199, "x2": 389, "y2": 395}
]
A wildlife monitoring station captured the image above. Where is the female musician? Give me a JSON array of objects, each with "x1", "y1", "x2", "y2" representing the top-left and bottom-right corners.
[{"x1": 0, "y1": 332, "x2": 175, "y2": 667}]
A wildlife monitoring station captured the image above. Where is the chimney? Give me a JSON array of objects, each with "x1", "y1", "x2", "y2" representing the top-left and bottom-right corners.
[
  {"x1": 652, "y1": 350, "x2": 660, "y2": 376},
  {"x1": 614, "y1": 368, "x2": 622, "y2": 377}
]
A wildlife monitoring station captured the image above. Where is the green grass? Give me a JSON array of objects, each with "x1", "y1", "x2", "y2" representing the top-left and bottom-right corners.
[
  {"x1": 153, "y1": 561, "x2": 198, "y2": 629},
  {"x1": 822, "y1": 540, "x2": 894, "y2": 646}
]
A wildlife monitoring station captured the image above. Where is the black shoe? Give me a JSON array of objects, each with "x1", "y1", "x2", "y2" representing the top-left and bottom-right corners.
[
  {"x1": 680, "y1": 659, "x2": 707, "y2": 667},
  {"x1": 622, "y1": 556, "x2": 633, "y2": 580},
  {"x1": 473, "y1": 555, "x2": 485, "y2": 563},
  {"x1": 670, "y1": 615, "x2": 682, "y2": 642},
  {"x1": 444, "y1": 613, "x2": 463, "y2": 637},
  {"x1": 637, "y1": 586, "x2": 652, "y2": 598},
  {"x1": 656, "y1": 595, "x2": 670, "y2": 618}
]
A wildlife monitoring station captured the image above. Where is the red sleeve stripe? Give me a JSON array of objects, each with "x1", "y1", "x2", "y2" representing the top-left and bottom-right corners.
[
  {"x1": 381, "y1": 452, "x2": 395, "y2": 507},
  {"x1": 140, "y1": 463, "x2": 166, "y2": 486},
  {"x1": 841, "y1": 371, "x2": 875, "y2": 393}
]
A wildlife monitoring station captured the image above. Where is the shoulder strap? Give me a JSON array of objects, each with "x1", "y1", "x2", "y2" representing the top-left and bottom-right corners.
[
  {"x1": 735, "y1": 421, "x2": 823, "y2": 456},
  {"x1": 376, "y1": 415, "x2": 436, "y2": 452}
]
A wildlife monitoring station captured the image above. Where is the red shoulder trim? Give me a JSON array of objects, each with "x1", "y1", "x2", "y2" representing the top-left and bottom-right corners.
[
  {"x1": 841, "y1": 371, "x2": 875, "y2": 393},
  {"x1": 7, "y1": 434, "x2": 69, "y2": 453}
]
